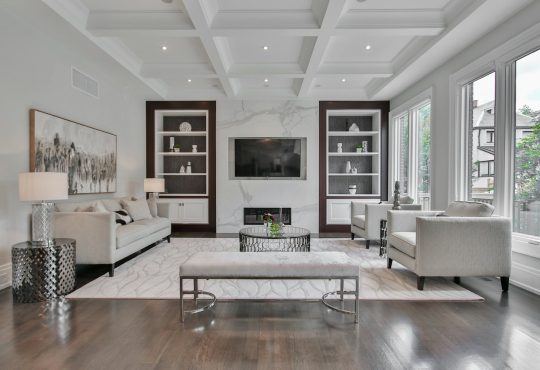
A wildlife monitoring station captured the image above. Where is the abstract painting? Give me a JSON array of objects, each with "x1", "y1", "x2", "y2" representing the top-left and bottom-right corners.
[{"x1": 30, "y1": 109, "x2": 117, "y2": 194}]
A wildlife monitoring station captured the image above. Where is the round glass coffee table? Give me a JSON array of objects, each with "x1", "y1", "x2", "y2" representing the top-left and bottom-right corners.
[{"x1": 239, "y1": 226, "x2": 311, "y2": 252}]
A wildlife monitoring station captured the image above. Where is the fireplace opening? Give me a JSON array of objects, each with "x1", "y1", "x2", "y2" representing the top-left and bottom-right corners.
[{"x1": 243, "y1": 208, "x2": 292, "y2": 225}]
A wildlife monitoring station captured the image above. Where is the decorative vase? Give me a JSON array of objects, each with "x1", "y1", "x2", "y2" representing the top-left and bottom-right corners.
[
  {"x1": 174, "y1": 147, "x2": 180, "y2": 153},
  {"x1": 186, "y1": 161, "x2": 192, "y2": 174},
  {"x1": 349, "y1": 185, "x2": 357, "y2": 195},
  {"x1": 192, "y1": 145, "x2": 198, "y2": 153},
  {"x1": 179, "y1": 164, "x2": 185, "y2": 173},
  {"x1": 362, "y1": 141, "x2": 369, "y2": 152},
  {"x1": 345, "y1": 160, "x2": 352, "y2": 173},
  {"x1": 337, "y1": 143, "x2": 343, "y2": 153},
  {"x1": 356, "y1": 147, "x2": 362, "y2": 153}
]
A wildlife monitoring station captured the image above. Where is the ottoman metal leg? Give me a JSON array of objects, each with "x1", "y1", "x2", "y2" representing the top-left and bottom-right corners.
[
  {"x1": 179, "y1": 277, "x2": 184, "y2": 323},
  {"x1": 340, "y1": 279, "x2": 344, "y2": 301},
  {"x1": 355, "y1": 277, "x2": 359, "y2": 324}
]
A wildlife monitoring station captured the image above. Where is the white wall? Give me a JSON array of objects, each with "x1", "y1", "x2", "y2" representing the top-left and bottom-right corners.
[
  {"x1": 0, "y1": 0, "x2": 157, "y2": 286},
  {"x1": 216, "y1": 100, "x2": 319, "y2": 233},
  {"x1": 389, "y1": 0, "x2": 540, "y2": 294}
]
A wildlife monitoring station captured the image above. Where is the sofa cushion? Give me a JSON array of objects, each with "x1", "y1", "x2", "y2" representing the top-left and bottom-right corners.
[
  {"x1": 116, "y1": 224, "x2": 150, "y2": 249},
  {"x1": 122, "y1": 199, "x2": 152, "y2": 221},
  {"x1": 131, "y1": 217, "x2": 170, "y2": 234},
  {"x1": 389, "y1": 232, "x2": 416, "y2": 258},
  {"x1": 352, "y1": 215, "x2": 365, "y2": 229},
  {"x1": 444, "y1": 201, "x2": 494, "y2": 217},
  {"x1": 399, "y1": 196, "x2": 415, "y2": 205},
  {"x1": 102, "y1": 197, "x2": 134, "y2": 212}
]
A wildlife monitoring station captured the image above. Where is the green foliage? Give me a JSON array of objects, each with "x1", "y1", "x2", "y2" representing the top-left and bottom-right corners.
[{"x1": 515, "y1": 106, "x2": 540, "y2": 201}]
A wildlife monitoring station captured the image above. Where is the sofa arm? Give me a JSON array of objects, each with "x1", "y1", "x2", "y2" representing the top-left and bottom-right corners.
[
  {"x1": 387, "y1": 210, "x2": 441, "y2": 233},
  {"x1": 415, "y1": 216, "x2": 512, "y2": 276},
  {"x1": 54, "y1": 212, "x2": 116, "y2": 264},
  {"x1": 364, "y1": 204, "x2": 393, "y2": 239}
]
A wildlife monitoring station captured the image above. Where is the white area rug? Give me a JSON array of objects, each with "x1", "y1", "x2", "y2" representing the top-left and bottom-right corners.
[{"x1": 68, "y1": 238, "x2": 483, "y2": 301}]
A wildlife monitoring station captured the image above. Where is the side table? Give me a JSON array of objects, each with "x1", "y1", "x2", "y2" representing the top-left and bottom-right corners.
[
  {"x1": 12, "y1": 238, "x2": 76, "y2": 303},
  {"x1": 379, "y1": 220, "x2": 387, "y2": 257}
]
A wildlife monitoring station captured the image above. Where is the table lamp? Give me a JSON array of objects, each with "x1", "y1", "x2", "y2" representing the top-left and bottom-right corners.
[
  {"x1": 19, "y1": 172, "x2": 68, "y2": 245},
  {"x1": 144, "y1": 178, "x2": 165, "y2": 199}
]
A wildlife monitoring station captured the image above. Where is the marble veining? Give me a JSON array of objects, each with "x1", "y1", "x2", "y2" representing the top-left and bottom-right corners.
[{"x1": 68, "y1": 238, "x2": 483, "y2": 301}]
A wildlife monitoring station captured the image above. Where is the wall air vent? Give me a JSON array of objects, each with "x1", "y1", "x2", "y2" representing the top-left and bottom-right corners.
[{"x1": 71, "y1": 67, "x2": 99, "y2": 98}]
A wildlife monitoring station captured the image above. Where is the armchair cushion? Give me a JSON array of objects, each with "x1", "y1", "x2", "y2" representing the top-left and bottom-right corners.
[
  {"x1": 444, "y1": 201, "x2": 495, "y2": 217},
  {"x1": 388, "y1": 232, "x2": 416, "y2": 258},
  {"x1": 352, "y1": 215, "x2": 365, "y2": 229}
]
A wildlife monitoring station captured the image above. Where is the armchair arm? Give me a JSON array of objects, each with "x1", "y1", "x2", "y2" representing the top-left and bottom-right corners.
[
  {"x1": 364, "y1": 204, "x2": 393, "y2": 239},
  {"x1": 415, "y1": 216, "x2": 512, "y2": 276},
  {"x1": 387, "y1": 210, "x2": 441, "y2": 233},
  {"x1": 351, "y1": 201, "x2": 367, "y2": 218},
  {"x1": 54, "y1": 212, "x2": 116, "y2": 264}
]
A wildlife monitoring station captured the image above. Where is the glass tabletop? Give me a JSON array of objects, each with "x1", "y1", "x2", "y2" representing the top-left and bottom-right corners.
[{"x1": 239, "y1": 226, "x2": 310, "y2": 239}]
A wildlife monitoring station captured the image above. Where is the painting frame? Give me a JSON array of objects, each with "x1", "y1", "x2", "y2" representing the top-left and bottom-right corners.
[{"x1": 30, "y1": 109, "x2": 117, "y2": 195}]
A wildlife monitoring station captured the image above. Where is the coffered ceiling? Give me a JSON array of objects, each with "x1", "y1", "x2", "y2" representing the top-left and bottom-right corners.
[{"x1": 42, "y1": 0, "x2": 533, "y2": 100}]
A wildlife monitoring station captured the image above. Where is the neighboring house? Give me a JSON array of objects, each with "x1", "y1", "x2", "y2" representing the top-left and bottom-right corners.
[{"x1": 471, "y1": 100, "x2": 534, "y2": 200}]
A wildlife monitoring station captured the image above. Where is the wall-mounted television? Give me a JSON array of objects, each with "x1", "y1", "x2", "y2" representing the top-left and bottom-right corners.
[{"x1": 229, "y1": 137, "x2": 307, "y2": 180}]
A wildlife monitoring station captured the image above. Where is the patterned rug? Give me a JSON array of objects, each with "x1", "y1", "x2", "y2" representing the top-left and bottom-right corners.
[{"x1": 68, "y1": 238, "x2": 483, "y2": 301}]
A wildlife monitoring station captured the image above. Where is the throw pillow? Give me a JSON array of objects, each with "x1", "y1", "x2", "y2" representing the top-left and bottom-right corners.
[
  {"x1": 399, "y1": 196, "x2": 415, "y2": 204},
  {"x1": 122, "y1": 199, "x2": 152, "y2": 221},
  {"x1": 444, "y1": 201, "x2": 495, "y2": 217},
  {"x1": 115, "y1": 209, "x2": 132, "y2": 225}
]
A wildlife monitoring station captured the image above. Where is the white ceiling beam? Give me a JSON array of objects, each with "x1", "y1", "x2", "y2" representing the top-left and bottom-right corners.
[
  {"x1": 319, "y1": 63, "x2": 393, "y2": 77},
  {"x1": 297, "y1": 0, "x2": 347, "y2": 97},
  {"x1": 228, "y1": 64, "x2": 305, "y2": 77},
  {"x1": 141, "y1": 63, "x2": 217, "y2": 78},
  {"x1": 182, "y1": 0, "x2": 237, "y2": 97},
  {"x1": 210, "y1": 10, "x2": 319, "y2": 31}
]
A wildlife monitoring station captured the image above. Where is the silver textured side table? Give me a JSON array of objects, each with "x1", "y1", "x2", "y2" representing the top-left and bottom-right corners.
[{"x1": 12, "y1": 238, "x2": 76, "y2": 303}]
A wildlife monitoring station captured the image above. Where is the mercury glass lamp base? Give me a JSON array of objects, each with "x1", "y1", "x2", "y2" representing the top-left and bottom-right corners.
[{"x1": 31, "y1": 202, "x2": 55, "y2": 245}]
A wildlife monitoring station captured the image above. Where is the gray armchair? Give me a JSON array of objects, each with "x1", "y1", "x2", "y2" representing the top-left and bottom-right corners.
[
  {"x1": 386, "y1": 201, "x2": 512, "y2": 290},
  {"x1": 351, "y1": 200, "x2": 421, "y2": 249}
]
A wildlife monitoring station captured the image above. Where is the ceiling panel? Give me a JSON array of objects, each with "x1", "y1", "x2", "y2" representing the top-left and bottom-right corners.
[
  {"x1": 325, "y1": 35, "x2": 414, "y2": 63},
  {"x1": 119, "y1": 36, "x2": 209, "y2": 64},
  {"x1": 234, "y1": 77, "x2": 298, "y2": 89},
  {"x1": 313, "y1": 76, "x2": 372, "y2": 89},
  {"x1": 81, "y1": 0, "x2": 186, "y2": 11},
  {"x1": 226, "y1": 36, "x2": 309, "y2": 64}
]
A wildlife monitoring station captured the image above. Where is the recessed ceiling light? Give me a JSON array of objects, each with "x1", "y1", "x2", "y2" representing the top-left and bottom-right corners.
[
  {"x1": 264, "y1": 78, "x2": 269, "y2": 83},
  {"x1": 161, "y1": 45, "x2": 168, "y2": 51},
  {"x1": 365, "y1": 44, "x2": 372, "y2": 51},
  {"x1": 341, "y1": 78, "x2": 347, "y2": 83},
  {"x1": 263, "y1": 46, "x2": 269, "y2": 51},
  {"x1": 187, "y1": 79, "x2": 192, "y2": 83}
]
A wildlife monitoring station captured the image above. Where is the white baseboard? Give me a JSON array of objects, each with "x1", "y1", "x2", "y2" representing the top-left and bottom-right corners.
[
  {"x1": 0, "y1": 263, "x2": 12, "y2": 290},
  {"x1": 511, "y1": 261, "x2": 540, "y2": 295}
]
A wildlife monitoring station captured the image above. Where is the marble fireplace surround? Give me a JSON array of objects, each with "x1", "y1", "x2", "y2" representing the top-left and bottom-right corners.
[{"x1": 216, "y1": 100, "x2": 320, "y2": 233}]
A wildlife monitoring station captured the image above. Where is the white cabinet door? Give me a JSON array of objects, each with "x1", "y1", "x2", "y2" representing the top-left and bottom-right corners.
[
  {"x1": 326, "y1": 199, "x2": 352, "y2": 224},
  {"x1": 179, "y1": 199, "x2": 208, "y2": 224}
]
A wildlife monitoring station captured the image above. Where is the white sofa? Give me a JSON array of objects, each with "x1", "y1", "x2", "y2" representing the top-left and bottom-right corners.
[
  {"x1": 54, "y1": 197, "x2": 171, "y2": 276},
  {"x1": 386, "y1": 201, "x2": 512, "y2": 290}
]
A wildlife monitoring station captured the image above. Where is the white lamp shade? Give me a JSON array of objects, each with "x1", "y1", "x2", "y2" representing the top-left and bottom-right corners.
[
  {"x1": 144, "y1": 178, "x2": 165, "y2": 193},
  {"x1": 19, "y1": 172, "x2": 68, "y2": 201}
]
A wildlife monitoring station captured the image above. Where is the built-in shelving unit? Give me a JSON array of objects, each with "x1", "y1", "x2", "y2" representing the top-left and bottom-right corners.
[
  {"x1": 319, "y1": 101, "x2": 389, "y2": 233},
  {"x1": 146, "y1": 101, "x2": 216, "y2": 232}
]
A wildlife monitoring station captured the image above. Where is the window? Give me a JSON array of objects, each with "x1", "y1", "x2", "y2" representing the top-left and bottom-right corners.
[
  {"x1": 513, "y1": 48, "x2": 540, "y2": 238},
  {"x1": 486, "y1": 130, "x2": 495, "y2": 143},
  {"x1": 391, "y1": 99, "x2": 432, "y2": 209},
  {"x1": 463, "y1": 72, "x2": 496, "y2": 204}
]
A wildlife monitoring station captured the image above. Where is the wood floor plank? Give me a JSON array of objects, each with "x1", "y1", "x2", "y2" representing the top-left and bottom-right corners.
[{"x1": 0, "y1": 276, "x2": 539, "y2": 370}]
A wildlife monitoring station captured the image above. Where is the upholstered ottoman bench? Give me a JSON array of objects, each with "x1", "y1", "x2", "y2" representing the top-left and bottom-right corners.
[{"x1": 179, "y1": 251, "x2": 360, "y2": 323}]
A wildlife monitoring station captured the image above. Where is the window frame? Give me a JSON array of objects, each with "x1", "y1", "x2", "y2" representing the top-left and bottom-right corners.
[
  {"x1": 450, "y1": 22, "x2": 540, "y2": 253},
  {"x1": 389, "y1": 88, "x2": 433, "y2": 209}
]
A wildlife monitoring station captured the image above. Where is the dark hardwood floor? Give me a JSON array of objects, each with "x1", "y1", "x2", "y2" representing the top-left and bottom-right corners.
[{"x1": 1, "y1": 276, "x2": 539, "y2": 369}]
